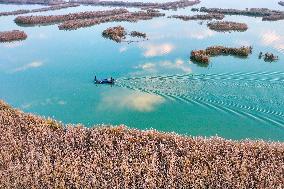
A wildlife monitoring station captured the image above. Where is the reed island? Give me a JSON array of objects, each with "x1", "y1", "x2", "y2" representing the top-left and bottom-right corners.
[
  {"x1": 102, "y1": 26, "x2": 147, "y2": 43},
  {"x1": 0, "y1": 3, "x2": 79, "y2": 17},
  {"x1": 0, "y1": 30, "x2": 27, "y2": 42},
  {"x1": 190, "y1": 46, "x2": 252, "y2": 64},
  {"x1": 0, "y1": 0, "x2": 65, "y2": 5},
  {"x1": 207, "y1": 21, "x2": 248, "y2": 32},
  {"x1": 14, "y1": 9, "x2": 165, "y2": 30},
  {"x1": 0, "y1": 100, "x2": 283, "y2": 188},
  {"x1": 69, "y1": 0, "x2": 201, "y2": 10},
  {"x1": 169, "y1": 13, "x2": 224, "y2": 21},
  {"x1": 197, "y1": 7, "x2": 284, "y2": 21}
]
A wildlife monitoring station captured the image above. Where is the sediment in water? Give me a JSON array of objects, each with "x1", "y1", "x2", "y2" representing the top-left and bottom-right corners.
[
  {"x1": 0, "y1": 100, "x2": 283, "y2": 188},
  {"x1": 169, "y1": 13, "x2": 225, "y2": 21},
  {"x1": 0, "y1": 3, "x2": 79, "y2": 17},
  {"x1": 207, "y1": 21, "x2": 248, "y2": 32},
  {"x1": 0, "y1": 30, "x2": 27, "y2": 42},
  {"x1": 190, "y1": 46, "x2": 252, "y2": 64},
  {"x1": 70, "y1": 0, "x2": 201, "y2": 10}
]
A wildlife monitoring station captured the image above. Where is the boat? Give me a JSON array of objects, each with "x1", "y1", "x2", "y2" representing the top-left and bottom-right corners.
[{"x1": 94, "y1": 76, "x2": 115, "y2": 84}]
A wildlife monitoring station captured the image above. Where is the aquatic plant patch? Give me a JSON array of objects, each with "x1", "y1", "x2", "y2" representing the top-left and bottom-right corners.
[
  {"x1": 207, "y1": 21, "x2": 248, "y2": 32},
  {"x1": 0, "y1": 30, "x2": 27, "y2": 42},
  {"x1": 190, "y1": 46, "x2": 252, "y2": 63},
  {"x1": 102, "y1": 26, "x2": 147, "y2": 43},
  {"x1": 69, "y1": 0, "x2": 201, "y2": 10},
  {"x1": 169, "y1": 13, "x2": 225, "y2": 21},
  {"x1": 0, "y1": 3, "x2": 79, "y2": 17}
]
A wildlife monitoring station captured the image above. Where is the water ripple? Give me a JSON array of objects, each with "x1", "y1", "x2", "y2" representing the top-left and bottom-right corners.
[{"x1": 117, "y1": 71, "x2": 284, "y2": 128}]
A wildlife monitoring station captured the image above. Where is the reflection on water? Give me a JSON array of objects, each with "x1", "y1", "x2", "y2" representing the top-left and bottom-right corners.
[
  {"x1": 0, "y1": 0, "x2": 284, "y2": 141},
  {"x1": 98, "y1": 90, "x2": 165, "y2": 112},
  {"x1": 133, "y1": 59, "x2": 192, "y2": 76},
  {"x1": 140, "y1": 43, "x2": 175, "y2": 57},
  {"x1": 261, "y1": 30, "x2": 284, "y2": 54}
]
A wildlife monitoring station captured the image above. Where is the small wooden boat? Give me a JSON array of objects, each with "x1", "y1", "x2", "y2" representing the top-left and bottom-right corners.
[{"x1": 94, "y1": 76, "x2": 115, "y2": 84}]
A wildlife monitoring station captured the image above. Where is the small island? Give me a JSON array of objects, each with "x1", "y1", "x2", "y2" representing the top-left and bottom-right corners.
[
  {"x1": 199, "y1": 7, "x2": 284, "y2": 21},
  {"x1": 130, "y1": 31, "x2": 146, "y2": 38},
  {"x1": 70, "y1": 0, "x2": 201, "y2": 10},
  {"x1": 0, "y1": 3, "x2": 79, "y2": 17},
  {"x1": 58, "y1": 10, "x2": 165, "y2": 30},
  {"x1": 190, "y1": 46, "x2": 252, "y2": 64},
  {"x1": 0, "y1": 30, "x2": 27, "y2": 42},
  {"x1": 0, "y1": 0, "x2": 65, "y2": 5},
  {"x1": 169, "y1": 13, "x2": 224, "y2": 21},
  {"x1": 14, "y1": 9, "x2": 165, "y2": 30},
  {"x1": 259, "y1": 52, "x2": 279, "y2": 62},
  {"x1": 14, "y1": 8, "x2": 129, "y2": 25},
  {"x1": 102, "y1": 26, "x2": 147, "y2": 43},
  {"x1": 102, "y1": 26, "x2": 126, "y2": 43},
  {"x1": 207, "y1": 21, "x2": 248, "y2": 32}
]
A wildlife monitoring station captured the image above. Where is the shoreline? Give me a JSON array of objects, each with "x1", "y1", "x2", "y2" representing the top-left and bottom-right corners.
[{"x1": 0, "y1": 100, "x2": 283, "y2": 188}]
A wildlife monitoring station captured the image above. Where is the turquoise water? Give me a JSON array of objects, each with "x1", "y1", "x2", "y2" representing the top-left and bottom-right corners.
[{"x1": 0, "y1": 0, "x2": 284, "y2": 141}]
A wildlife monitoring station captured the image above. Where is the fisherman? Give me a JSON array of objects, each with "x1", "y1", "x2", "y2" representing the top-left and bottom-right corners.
[{"x1": 259, "y1": 52, "x2": 263, "y2": 59}]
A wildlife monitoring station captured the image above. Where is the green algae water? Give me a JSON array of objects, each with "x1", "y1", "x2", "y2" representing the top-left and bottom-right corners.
[{"x1": 0, "y1": 0, "x2": 284, "y2": 141}]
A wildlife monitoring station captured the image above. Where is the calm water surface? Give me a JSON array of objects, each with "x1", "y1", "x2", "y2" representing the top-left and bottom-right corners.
[{"x1": 0, "y1": 0, "x2": 284, "y2": 141}]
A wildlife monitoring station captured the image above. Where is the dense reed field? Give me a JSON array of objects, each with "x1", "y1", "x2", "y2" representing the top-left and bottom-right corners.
[{"x1": 0, "y1": 100, "x2": 283, "y2": 188}]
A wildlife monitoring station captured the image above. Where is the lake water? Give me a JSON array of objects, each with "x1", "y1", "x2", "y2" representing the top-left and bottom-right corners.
[{"x1": 0, "y1": 0, "x2": 284, "y2": 141}]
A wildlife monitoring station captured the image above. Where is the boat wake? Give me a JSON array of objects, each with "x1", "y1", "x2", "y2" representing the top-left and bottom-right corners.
[{"x1": 117, "y1": 71, "x2": 284, "y2": 128}]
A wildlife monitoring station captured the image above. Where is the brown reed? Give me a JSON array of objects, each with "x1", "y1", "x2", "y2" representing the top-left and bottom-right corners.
[{"x1": 0, "y1": 100, "x2": 283, "y2": 188}]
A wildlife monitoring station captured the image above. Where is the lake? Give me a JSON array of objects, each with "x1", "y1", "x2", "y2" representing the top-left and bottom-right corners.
[{"x1": 0, "y1": 0, "x2": 284, "y2": 141}]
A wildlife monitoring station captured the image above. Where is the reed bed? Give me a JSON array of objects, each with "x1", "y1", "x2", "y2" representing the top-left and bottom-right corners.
[
  {"x1": 130, "y1": 31, "x2": 146, "y2": 38},
  {"x1": 58, "y1": 11, "x2": 164, "y2": 30},
  {"x1": 102, "y1": 25, "x2": 126, "y2": 42},
  {"x1": 102, "y1": 26, "x2": 147, "y2": 43},
  {"x1": 0, "y1": 0, "x2": 64, "y2": 5},
  {"x1": 0, "y1": 3, "x2": 79, "y2": 17},
  {"x1": 200, "y1": 7, "x2": 284, "y2": 21},
  {"x1": 169, "y1": 13, "x2": 225, "y2": 21},
  {"x1": 70, "y1": 0, "x2": 201, "y2": 10},
  {"x1": 0, "y1": 30, "x2": 27, "y2": 42},
  {"x1": 260, "y1": 52, "x2": 279, "y2": 62},
  {"x1": 207, "y1": 21, "x2": 248, "y2": 32},
  {"x1": 14, "y1": 8, "x2": 129, "y2": 25},
  {"x1": 191, "y1": 46, "x2": 252, "y2": 63},
  {"x1": 0, "y1": 100, "x2": 283, "y2": 188}
]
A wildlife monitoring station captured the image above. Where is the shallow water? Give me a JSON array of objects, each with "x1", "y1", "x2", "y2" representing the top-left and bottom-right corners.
[{"x1": 0, "y1": 0, "x2": 284, "y2": 141}]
